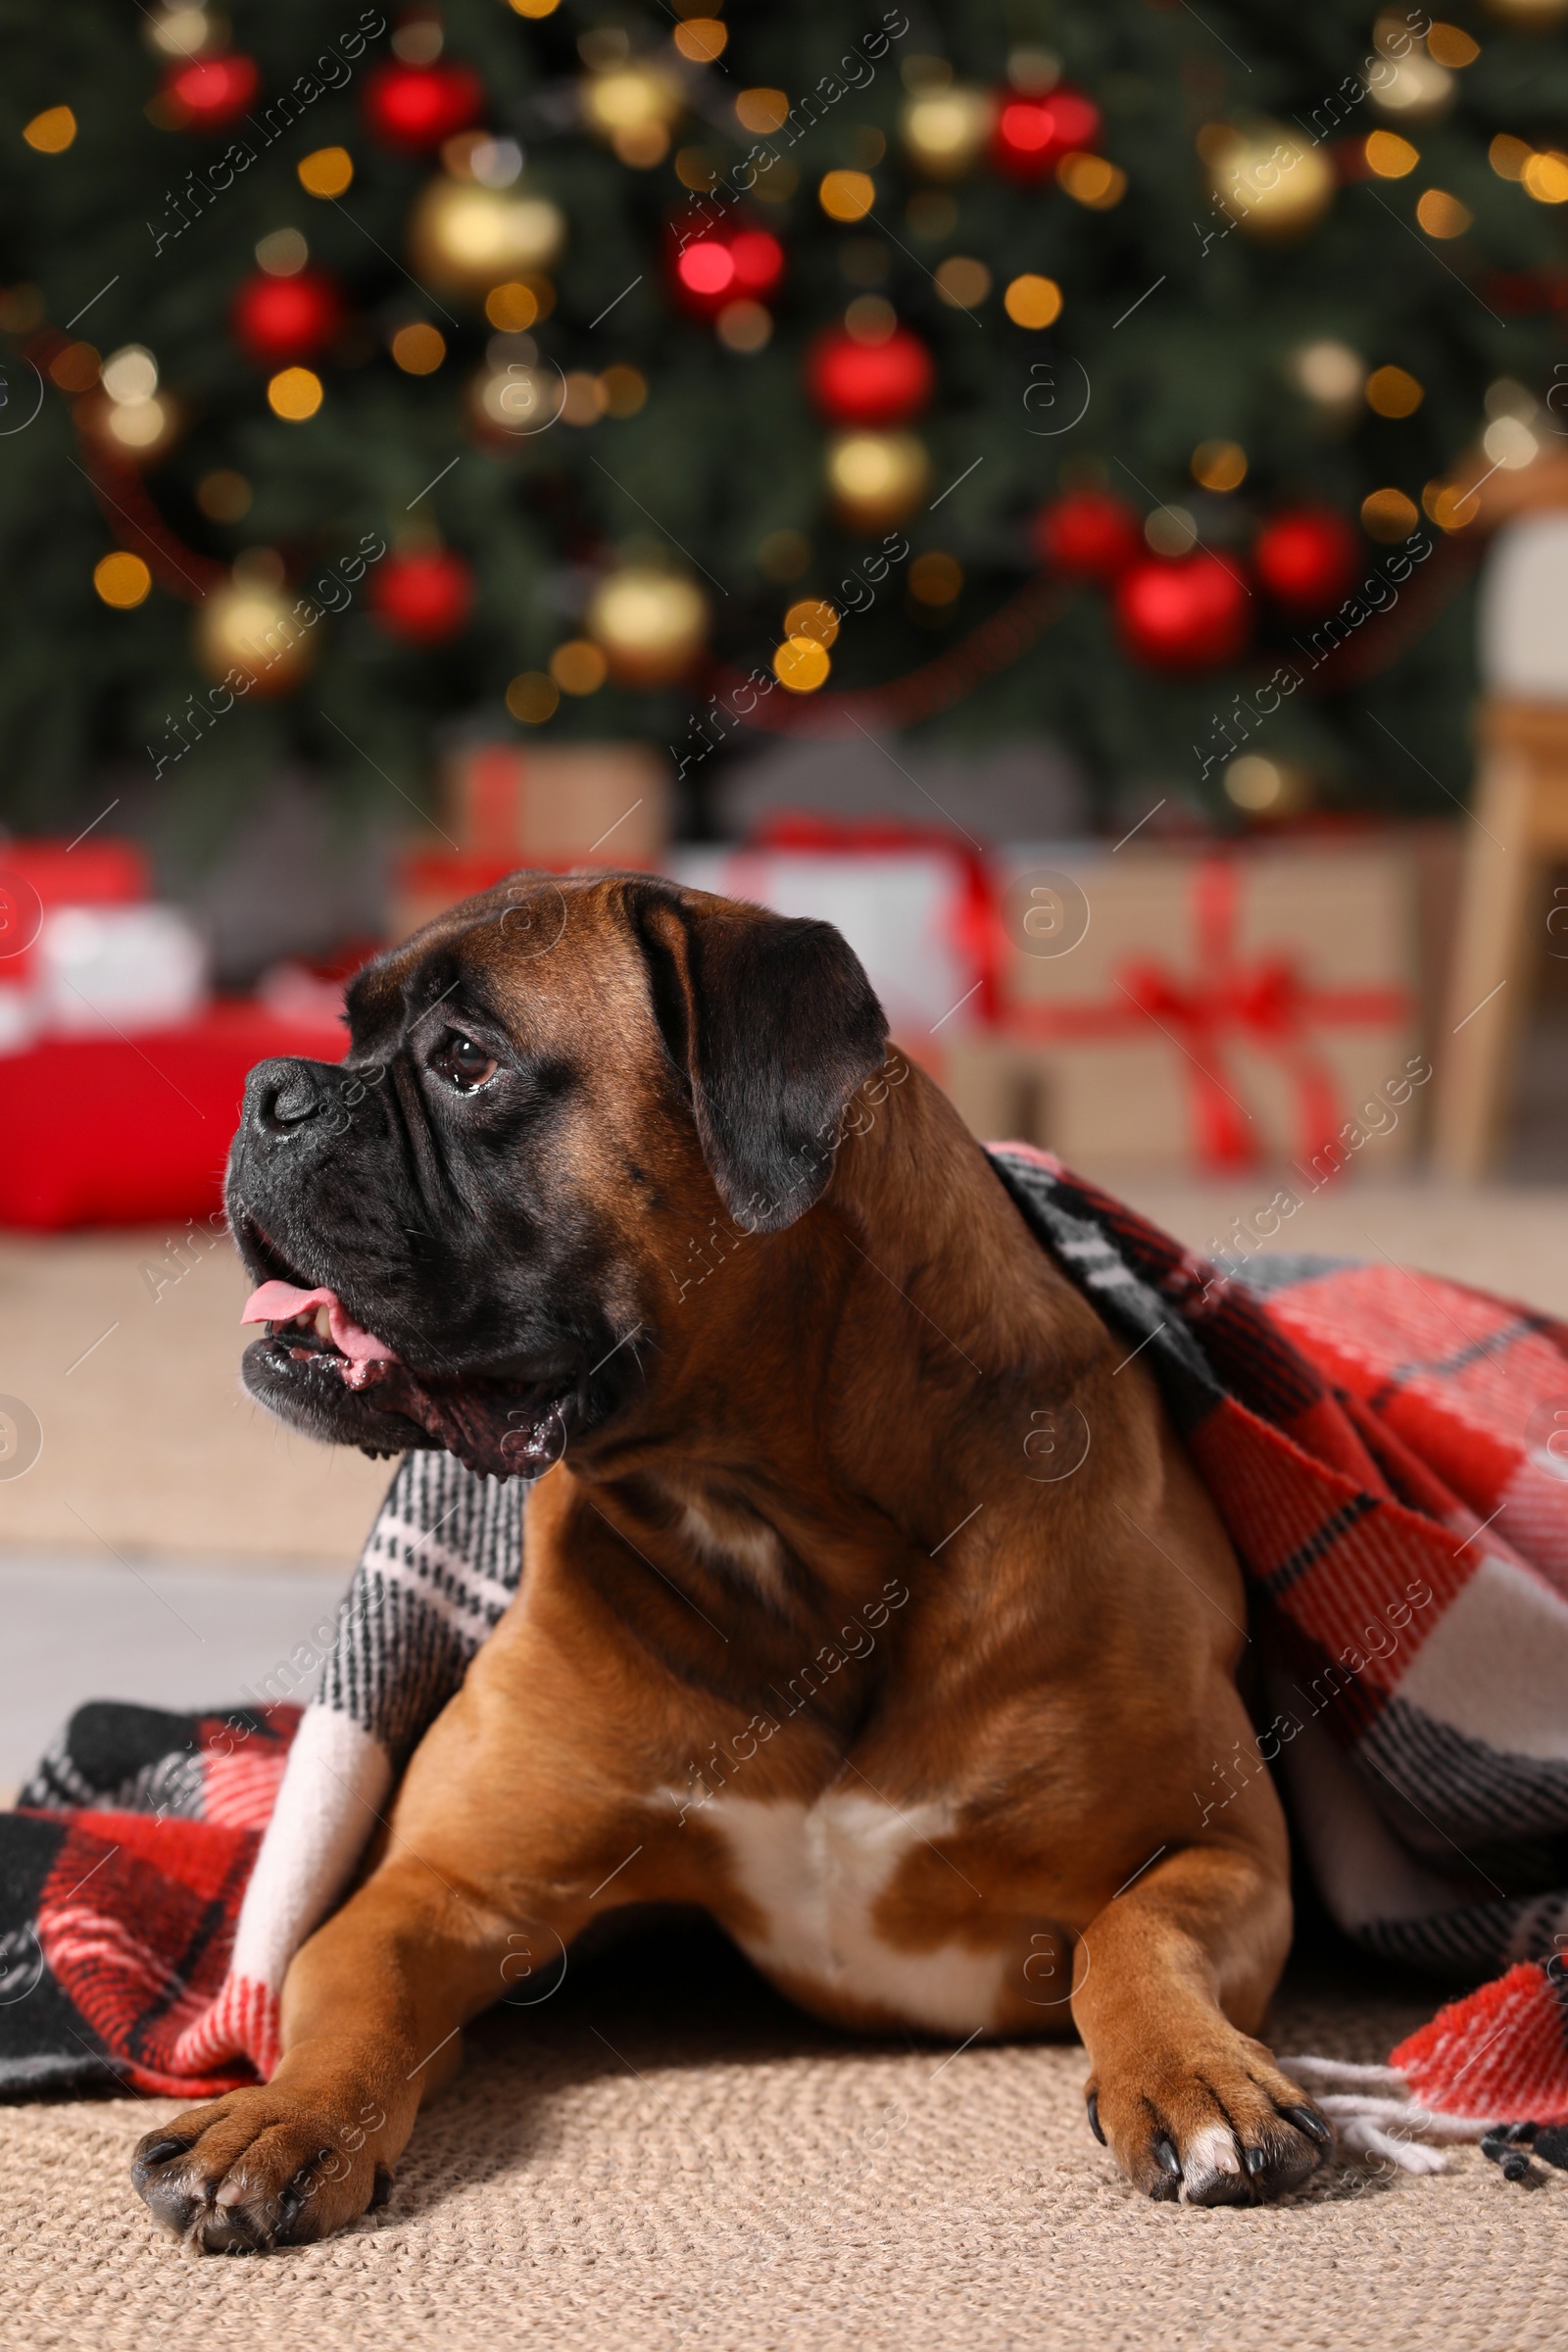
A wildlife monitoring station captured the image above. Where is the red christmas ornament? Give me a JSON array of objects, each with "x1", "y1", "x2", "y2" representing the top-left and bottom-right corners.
[
  {"x1": 230, "y1": 270, "x2": 344, "y2": 366},
  {"x1": 1115, "y1": 553, "x2": 1250, "y2": 671},
  {"x1": 670, "y1": 224, "x2": 785, "y2": 315},
  {"x1": 363, "y1": 60, "x2": 484, "y2": 152},
  {"x1": 1253, "y1": 507, "x2": 1360, "y2": 615},
  {"x1": 163, "y1": 53, "x2": 262, "y2": 130},
  {"x1": 992, "y1": 85, "x2": 1102, "y2": 180},
  {"x1": 805, "y1": 325, "x2": 934, "y2": 427},
  {"x1": 368, "y1": 549, "x2": 475, "y2": 644},
  {"x1": 1032, "y1": 489, "x2": 1142, "y2": 583}
]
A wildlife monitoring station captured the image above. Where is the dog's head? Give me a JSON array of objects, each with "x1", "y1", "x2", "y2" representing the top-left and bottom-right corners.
[{"x1": 225, "y1": 873, "x2": 888, "y2": 1479}]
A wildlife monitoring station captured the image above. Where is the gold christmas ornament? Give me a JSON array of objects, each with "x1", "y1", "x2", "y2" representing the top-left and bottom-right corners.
[
  {"x1": 196, "y1": 579, "x2": 313, "y2": 695},
  {"x1": 1204, "y1": 123, "x2": 1335, "y2": 239},
  {"x1": 585, "y1": 566, "x2": 709, "y2": 686},
  {"x1": 825, "y1": 431, "x2": 931, "y2": 530},
  {"x1": 581, "y1": 65, "x2": 682, "y2": 168},
  {"x1": 899, "y1": 84, "x2": 996, "y2": 178},
  {"x1": 407, "y1": 175, "x2": 565, "y2": 299}
]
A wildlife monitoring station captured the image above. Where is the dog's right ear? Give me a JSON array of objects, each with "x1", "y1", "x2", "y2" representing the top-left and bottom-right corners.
[{"x1": 624, "y1": 882, "x2": 889, "y2": 1235}]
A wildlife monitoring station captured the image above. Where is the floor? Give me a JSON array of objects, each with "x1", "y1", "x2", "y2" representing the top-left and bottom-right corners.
[
  {"x1": 1, "y1": 1922, "x2": 1560, "y2": 2352},
  {"x1": 1, "y1": 1170, "x2": 1565, "y2": 2346}
]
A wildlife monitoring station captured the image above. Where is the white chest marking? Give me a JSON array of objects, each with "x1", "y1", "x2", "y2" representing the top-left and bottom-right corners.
[{"x1": 699, "y1": 1792, "x2": 1004, "y2": 2035}]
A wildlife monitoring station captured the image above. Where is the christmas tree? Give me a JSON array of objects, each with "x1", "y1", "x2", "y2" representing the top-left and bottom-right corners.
[{"x1": 4, "y1": 0, "x2": 1567, "y2": 849}]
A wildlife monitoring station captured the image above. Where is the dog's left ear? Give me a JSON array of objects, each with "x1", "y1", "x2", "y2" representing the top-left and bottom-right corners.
[{"x1": 626, "y1": 884, "x2": 890, "y2": 1235}]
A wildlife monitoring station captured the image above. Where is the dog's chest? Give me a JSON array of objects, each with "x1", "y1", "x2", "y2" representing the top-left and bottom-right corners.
[{"x1": 695, "y1": 1790, "x2": 1004, "y2": 2034}]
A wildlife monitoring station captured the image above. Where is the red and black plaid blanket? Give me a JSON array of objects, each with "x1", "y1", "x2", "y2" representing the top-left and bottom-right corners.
[{"x1": 4, "y1": 1148, "x2": 1567, "y2": 2174}]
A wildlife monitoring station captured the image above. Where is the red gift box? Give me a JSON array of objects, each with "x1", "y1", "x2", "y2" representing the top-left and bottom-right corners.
[{"x1": 0, "y1": 1003, "x2": 348, "y2": 1231}]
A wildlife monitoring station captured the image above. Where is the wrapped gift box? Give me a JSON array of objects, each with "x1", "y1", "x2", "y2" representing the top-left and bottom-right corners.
[
  {"x1": 444, "y1": 742, "x2": 672, "y2": 863},
  {"x1": 0, "y1": 837, "x2": 207, "y2": 1054},
  {"x1": 949, "y1": 838, "x2": 1423, "y2": 1174},
  {"x1": 0, "y1": 1003, "x2": 348, "y2": 1230},
  {"x1": 668, "y1": 826, "x2": 990, "y2": 1057},
  {"x1": 391, "y1": 745, "x2": 675, "y2": 943}
]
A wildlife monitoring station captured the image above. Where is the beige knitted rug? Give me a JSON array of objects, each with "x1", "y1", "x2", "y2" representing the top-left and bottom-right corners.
[{"x1": 1, "y1": 1920, "x2": 1561, "y2": 2352}]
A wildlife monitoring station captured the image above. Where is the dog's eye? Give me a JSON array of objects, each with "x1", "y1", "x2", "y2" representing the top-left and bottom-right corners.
[{"x1": 431, "y1": 1031, "x2": 498, "y2": 1094}]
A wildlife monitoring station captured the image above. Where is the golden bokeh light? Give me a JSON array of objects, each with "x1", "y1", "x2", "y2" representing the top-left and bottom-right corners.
[
  {"x1": 1191, "y1": 439, "x2": 1248, "y2": 492},
  {"x1": 484, "y1": 281, "x2": 539, "y2": 332},
  {"x1": 600, "y1": 366, "x2": 647, "y2": 416},
  {"x1": 934, "y1": 255, "x2": 991, "y2": 309},
  {"x1": 716, "y1": 300, "x2": 772, "y2": 352},
  {"x1": 1415, "y1": 187, "x2": 1472, "y2": 236},
  {"x1": 49, "y1": 342, "x2": 99, "y2": 392},
  {"x1": 819, "y1": 170, "x2": 875, "y2": 222},
  {"x1": 298, "y1": 146, "x2": 354, "y2": 198},
  {"x1": 1361, "y1": 486, "x2": 1421, "y2": 541},
  {"x1": 24, "y1": 107, "x2": 76, "y2": 153},
  {"x1": 507, "y1": 670, "x2": 560, "y2": 721},
  {"x1": 267, "y1": 366, "x2": 323, "y2": 420},
  {"x1": 1365, "y1": 130, "x2": 1419, "y2": 176},
  {"x1": 550, "y1": 639, "x2": 610, "y2": 695},
  {"x1": 1523, "y1": 150, "x2": 1568, "y2": 202},
  {"x1": 1004, "y1": 273, "x2": 1062, "y2": 328},
  {"x1": 1056, "y1": 152, "x2": 1126, "y2": 207},
  {"x1": 1366, "y1": 365, "x2": 1424, "y2": 417},
  {"x1": 909, "y1": 552, "x2": 963, "y2": 606},
  {"x1": 773, "y1": 635, "x2": 831, "y2": 693},
  {"x1": 93, "y1": 552, "x2": 152, "y2": 609},
  {"x1": 783, "y1": 598, "x2": 840, "y2": 647},
  {"x1": 391, "y1": 323, "x2": 446, "y2": 374},
  {"x1": 735, "y1": 88, "x2": 789, "y2": 134},
  {"x1": 673, "y1": 17, "x2": 726, "y2": 62}
]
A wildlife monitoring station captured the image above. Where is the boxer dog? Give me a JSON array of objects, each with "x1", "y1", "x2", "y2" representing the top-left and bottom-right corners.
[{"x1": 131, "y1": 872, "x2": 1329, "y2": 2249}]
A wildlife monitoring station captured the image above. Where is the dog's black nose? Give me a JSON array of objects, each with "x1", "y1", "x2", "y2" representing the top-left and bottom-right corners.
[{"x1": 248, "y1": 1057, "x2": 334, "y2": 1137}]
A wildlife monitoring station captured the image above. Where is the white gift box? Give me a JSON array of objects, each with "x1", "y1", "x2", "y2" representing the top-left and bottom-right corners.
[
  {"x1": 36, "y1": 904, "x2": 209, "y2": 1037},
  {"x1": 665, "y1": 844, "x2": 983, "y2": 1046}
]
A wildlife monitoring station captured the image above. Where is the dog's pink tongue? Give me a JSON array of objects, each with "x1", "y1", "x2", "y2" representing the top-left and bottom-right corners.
[{"x1": 240, "y1": 1280, "x2": 398, "y2": 1366}]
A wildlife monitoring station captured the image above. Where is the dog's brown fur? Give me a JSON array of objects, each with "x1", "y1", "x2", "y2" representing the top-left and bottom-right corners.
[{"x1": 132, "y1": 877, "x2": 1327, "y2": 2249}]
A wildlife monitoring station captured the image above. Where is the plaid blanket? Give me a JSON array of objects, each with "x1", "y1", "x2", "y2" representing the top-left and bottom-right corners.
[{"x1": 5, "y1": 1148, "x2": 1567, "y2": 2177}]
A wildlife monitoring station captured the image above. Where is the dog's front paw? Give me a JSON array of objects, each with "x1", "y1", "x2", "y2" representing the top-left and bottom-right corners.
[
  {"x1": 1087, "y1": 2029, "x2": 1331, "y2": 2207},
  {"x1": 131, "y1": 2086, "x2": 391, "y2": 2252}
]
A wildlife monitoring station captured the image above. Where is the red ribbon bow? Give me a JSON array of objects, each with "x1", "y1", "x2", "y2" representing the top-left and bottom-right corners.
[{"x1": 1005, "y1": 856, "x2": 1412, "y2": 1171}]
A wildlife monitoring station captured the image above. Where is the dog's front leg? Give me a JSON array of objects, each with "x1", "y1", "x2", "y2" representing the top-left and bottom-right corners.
[
  {"x1": 1070, "y1": 1841, "x2": 1332, "y2": 2205},
  {"x1": 130, "y1": 1853, "x2": 532, "y2": 2252}
]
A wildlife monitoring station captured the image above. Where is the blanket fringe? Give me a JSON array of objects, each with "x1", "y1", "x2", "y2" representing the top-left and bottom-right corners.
[{"x1": 1275, "y1": 2055, "x2": 1492, "y2": 2174}]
